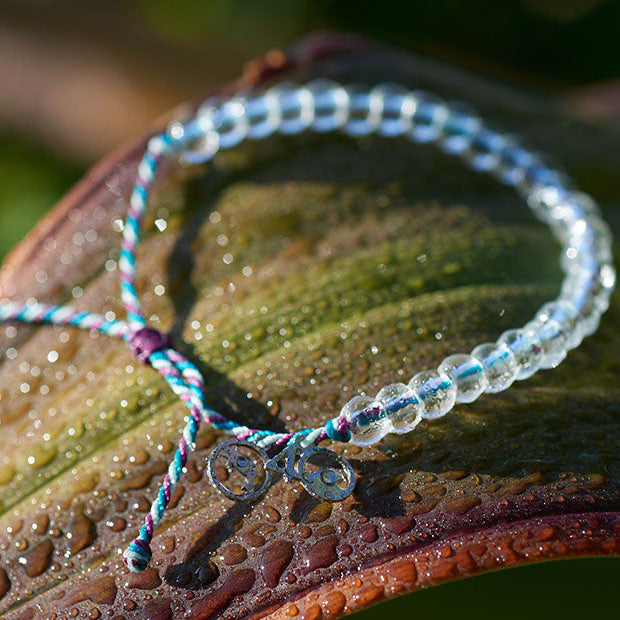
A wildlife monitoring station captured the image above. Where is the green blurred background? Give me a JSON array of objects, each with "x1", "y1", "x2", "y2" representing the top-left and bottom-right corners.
[{"x1": 1, "y1": 0, "x2": 619, "y2": 617}]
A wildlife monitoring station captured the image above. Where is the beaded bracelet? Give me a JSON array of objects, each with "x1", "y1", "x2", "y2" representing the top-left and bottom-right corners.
[{"x1": 0, "y1": 80, "x2": 615, "y2": 573}]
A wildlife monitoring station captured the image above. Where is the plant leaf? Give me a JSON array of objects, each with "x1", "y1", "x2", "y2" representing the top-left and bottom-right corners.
[{"x1": 0, "y1": 32, "x2": 619, "y2": 619}]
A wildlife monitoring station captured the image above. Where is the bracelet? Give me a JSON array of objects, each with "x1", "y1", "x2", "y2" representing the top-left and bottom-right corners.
[{"x1": 0, "y1": 80, "x2": 614, "y2": 574}]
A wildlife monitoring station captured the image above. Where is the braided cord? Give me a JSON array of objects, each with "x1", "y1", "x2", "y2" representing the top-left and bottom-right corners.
[
  {"x1": 0, "y1": 80, "x2": 614, "y2": 572},
  {"x1": 0, "y1": 300, "x2": 128, "y2": 339},
  {"x1": 119, "y1": 134, "x2": 172, "y2": 331}
]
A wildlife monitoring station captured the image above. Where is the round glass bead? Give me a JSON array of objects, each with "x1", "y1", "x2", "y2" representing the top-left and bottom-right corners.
[
  {"x1": 409, "y1": 91, "x2": 449, "y2": 143},
  {"x1": 438, "y1": 354, "x2": 487, "y2": 403},
  {"x1": 376, "y1": 382, "x2": 423, "y2": 434},
  {"x1": 560, "y1": 271, "x2": 602, "y2": 338},
  {"x1": 471, "y1": 343, "x2": 518, "y2": 392},
  {"x1": 537, "y1": 300, "x2": 578, "y2": 326},
  {"x1": 465, "y1": 129, "x2": 506, "y2": 172},
  {"x1": 408, "y1": 370, "x2": 456, "y2": 419},
  {"x1": 567, "y1": 294, "x2": 601, "y2": 340},
  {"x1": 527, "y1": 184, "x2": 564, "y2": 223},
  {"x1": 560, "y1": 214, "x2": 612, "y2": 273},
  {"x1": 497, "y1": 328, "x2": 543, "y2": 380},
  {"x1": 180, "y1": 111, "x2": 220, "y2": 165},
  {"x1": 518, "y1": 156, "x2": 568, "y2": 197},
  {"x1": 245, "y1": 94, "x2": 279, "y2": 140},
  {"x1": 525, "y1": 318, "x2": 569, "y2": 369},
  {"x1": 439, "y1": 103, "x2": 480, "y2": 155},
  {"x1": 575, "y1": 306, "x2": 601, "y2": 338},
  {"x1": 214, "y1": 100, "x2": 249, "y2": 149},
  {"x1": 343, "y1": 84, "x2": 375, "y2": 137},
  {"x1": 537, "y1": 300, "x2": 579, "y2": 349},
  {"x1": 306, "y1": 79, "x2": 348, "y2": 133},
  {"x1": 495, "y1": 138, "x2": 534, "y2": 187},
  {"x1": 370, "y1": 83, "x2": 411, "y2": 137},
  {"x1": 340, "y1": 395, "x2": 389, "y2": 446},
  {"x1": 272, "y1": 85, "x2": 314, "y2": 135},
  {"x1": 588, "y1": 264, "x2": 615, "y2": 313}
]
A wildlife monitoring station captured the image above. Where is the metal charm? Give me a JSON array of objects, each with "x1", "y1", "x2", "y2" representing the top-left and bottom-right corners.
[
  {"x1": 295, "y1": 446, "x2": 355, "y2": 501},
  {"x1": 207, "y1": 440, "x2": 272, "y2": 501},
  {"x1": 208, "y1": 436, "x2": 355, "y2": 502},
  {"x1": 274, "y1": 435, "x2": 355, "y2": 501}
]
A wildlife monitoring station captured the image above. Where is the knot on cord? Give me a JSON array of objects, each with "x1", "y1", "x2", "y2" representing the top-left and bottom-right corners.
[
  {"x1": 324, "y1": 416, "x2": 352, "y2": 442},
  {"x1": 123, "y1": 537, "x2": 152, "y2": 572},
  {"x1": 128, "y1": 326, "x2": 171, "y2": 365}
]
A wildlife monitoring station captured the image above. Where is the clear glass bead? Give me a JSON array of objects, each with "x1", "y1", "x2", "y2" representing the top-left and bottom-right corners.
[
  {"x1": 517, "y1": 155, "x2": 568, "y2": 197},
  {"x1": 245, "y1": 94, "x2": 280, "y2": 140},
  {"x1": 408, "y1": 370, "x2": 456, "y2": 419},
  {"x1": 440, "y1": 104, "x2": 480, "y2": 155},
  {"x1": 537, "y1": 300, "x2": 578, "y2": 326},
  {"x1": 586, "y1": 264, "x2": 616, "y2": 314},
  {"x1": 343, "y1": 84, "x2": 376, "y2": 137},
  {"x1": 568, "y1": 191, "x2": 602, "y2": 218},
  {"x1": 561, "y1": 276, "x2": 601, "y2": 340},
  {"x1": 214, "y1": 99, "x2": 249, "y2": 149},
  {"x1": 562, "y1": 265, "x2": 613, "y2": 331},
  {"x1": 527, "y1": 184, "x2": 565, "y2": 224},
  {"x1": 549, "y1": 198, "x2": 589, "y2": 245},
  {"x1": 574, "y1": 305, "x2": 601, "y2": 339},
  {"x1": 465, "y1": 129, "x2": 506, "y2": 172},
  {"x1": 271, "y1": 84, "x2": 314, "y2": 135},
  {"x1": 181, "y1": 107, "x2": 221, "y2": 165},
  {"x1": 537, "y1": 300, "x2": 579, "y2": 349},
  {"x1": 371, "y1": 83, "x2": 411, "y2": 138},
  {"x1": 376, "y1": 383, "x2": 423, "y2": 433},
  {"x1": 599, "y1": 263, "x2": 616, "y2": 300},
  {"x1": 438, "y1": 354, "x2": 487, "y2": 403},
  {"x1": 497, "y1": 328, "x2": 543, "y2": 380},
  {"x1": 576, "y1": 311, "x2": 601, "y2": 339},
  {"x1": 525, "y1": 318, "x2": 569, "y2": 369},
  {"x1": 471, "y1": 343, "x2": 518, "y2": 392},
  {"x1": 494, "y1": 137, "x2": 535, "y2": 187},
  {"x1": 561, "y1": 216, "x2": 613, "y2": 274},
  {"x1": 408, "y1": 91, "x2": 449, "y2": 144},
  {"x1": 341, "y1": 395, "x2": 389, "y2": 446},
  {"x1": 306, "y1": 79, "x2": 349, "y2": 133}
]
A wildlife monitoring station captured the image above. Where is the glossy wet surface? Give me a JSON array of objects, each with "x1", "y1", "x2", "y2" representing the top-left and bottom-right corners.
[{"x1": 0, "y1": 34, "x2": 619, "y2": 619}]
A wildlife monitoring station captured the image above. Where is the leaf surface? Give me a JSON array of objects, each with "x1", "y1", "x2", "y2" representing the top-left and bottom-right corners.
[{"x1": 0, "y1": 33, "x2": 619, "y2": 619}]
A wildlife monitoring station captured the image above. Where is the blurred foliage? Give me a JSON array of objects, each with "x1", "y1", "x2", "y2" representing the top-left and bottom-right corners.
[
  {"x1": 353, "y1": 558, "x2": 620, "y2": 619},
  {"x1": 136, "y1": 0, "x2": 620, "y2": 84},
  {"x1": 138, "y1": 0, "x2": 306, "y2": 48},
  {"x1": 0, "y1": 0, "x2": 619, "y2": 617},
  {"x1": 320, "y1": 0, "x2": 620, "y2": 84},
  {"x1": 0, "y1": 135, "x2": 81, "y2": 259}
]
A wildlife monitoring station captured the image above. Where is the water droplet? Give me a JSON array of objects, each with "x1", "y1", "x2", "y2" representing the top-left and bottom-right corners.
[
  {"x1": 220, "y1": 544, "x2": 247, "y2": 566},
  {"x1": 125, "y1": 567, "x2": 162, "y2": 590},
  {"x1": 0, "y1": 568, "x2": 10, "y2": 600},
  {"x1": 27, "y1": 445, "x2": 57, "y2": 469},
  {"x1": 260, "y1": 540, "x2": 294, "y2": 587},
  {"x1": 19, "y1": 538, "x2": 54, "y2": 578},
  {"x1": 68, "y1": 510, "x2": 96, "y2": 556}
]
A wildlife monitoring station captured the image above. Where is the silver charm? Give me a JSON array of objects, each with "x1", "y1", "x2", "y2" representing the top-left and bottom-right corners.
[
  {"x1": 207, "y1": 436, "x2": 355, "y2": 502},
  {"x1": 295, "y1": 445, "x2": 355, "y2": 501},
  {"x1": 207, "y1": 440, "x2": 272, "y2": 501}
]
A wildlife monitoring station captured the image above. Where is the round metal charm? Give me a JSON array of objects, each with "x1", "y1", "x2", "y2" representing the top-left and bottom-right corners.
[
  {"x1": 207, "y1": 440, "x2": 272, "y2": 501},
  {"x1": 296, "y1": 447, "x2": 356, "y2": 501}
]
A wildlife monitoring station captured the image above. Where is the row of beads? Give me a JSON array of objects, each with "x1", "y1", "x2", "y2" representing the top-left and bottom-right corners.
[
  {"x1": 327, "y1": 293, "x2": 609, "y2": 447},
  {"x1": 178, "y1": 80, "x2": 614, "y2": 448}
]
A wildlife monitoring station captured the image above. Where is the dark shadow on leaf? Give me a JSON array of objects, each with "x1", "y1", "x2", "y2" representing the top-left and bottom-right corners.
[
  {"x1": 165, "y1": 500, "x2": 252, "y2": 590},
  {"x1": 164, "y1": 173, "x2": 287, "y2": 435}
]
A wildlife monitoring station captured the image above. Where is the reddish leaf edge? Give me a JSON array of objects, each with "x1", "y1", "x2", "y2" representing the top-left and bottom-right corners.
[{"x1": 248, "y1": 511, "x2": 620, "y2": 619}]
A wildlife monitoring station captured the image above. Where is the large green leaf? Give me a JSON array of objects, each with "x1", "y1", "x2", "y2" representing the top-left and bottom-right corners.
[{"x1": 0, "y1": 34, "x2": 619, "y2": 619}]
